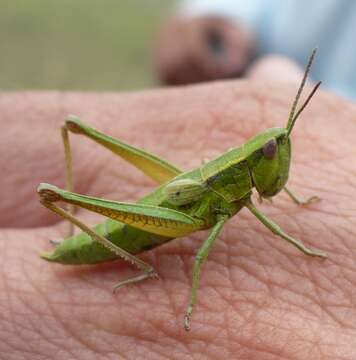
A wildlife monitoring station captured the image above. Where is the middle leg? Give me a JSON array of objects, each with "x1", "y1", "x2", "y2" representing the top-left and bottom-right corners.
[{"x1": 184, "y1": 215, "x2": 228, "y2": 331}]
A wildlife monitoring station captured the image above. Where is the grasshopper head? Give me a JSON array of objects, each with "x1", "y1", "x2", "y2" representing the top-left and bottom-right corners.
[
  {"x1": 252, "y1": 48, "x2": 321, "y2": 198},
  {"x1": 250, "y1": 132, "x2": 291, "y2": 198}
]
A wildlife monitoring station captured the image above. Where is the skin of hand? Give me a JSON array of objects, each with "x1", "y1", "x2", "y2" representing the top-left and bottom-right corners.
[
  {"x1": 153, "y1": 15, "x2": 256, "y2": 85},
  {"x1": 1, "y1": 58, "x2": 356, "y2": 360}
]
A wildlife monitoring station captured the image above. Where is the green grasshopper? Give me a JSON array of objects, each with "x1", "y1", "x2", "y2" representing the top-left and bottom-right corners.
[{"x1": 38, "y1": 48, "x2": 326, "y2": 331}]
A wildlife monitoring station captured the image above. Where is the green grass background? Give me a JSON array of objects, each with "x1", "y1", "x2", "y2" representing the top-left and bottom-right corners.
[{"x1": 0, "y1": 0, "x2": 176, "y2": 91}]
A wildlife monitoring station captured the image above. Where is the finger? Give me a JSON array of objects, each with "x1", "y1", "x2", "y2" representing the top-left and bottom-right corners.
[
  {"x1": 0, "y1": 82, "x2": 266, "y2": 227},
  {"x1": 0, "y1": 76, "x2": 351, "y2": 232},
  {"x1": 247, "y1": 55, "x2": 304, "y2": 83}
]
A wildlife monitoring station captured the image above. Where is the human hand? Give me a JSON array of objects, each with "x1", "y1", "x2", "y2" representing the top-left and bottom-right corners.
[
  {"x1": 154, "y1": 15, "x2": 256, "y2": 85},
  {"x1": 1, "y1": 59, "x2": 356, "y2": 359}
]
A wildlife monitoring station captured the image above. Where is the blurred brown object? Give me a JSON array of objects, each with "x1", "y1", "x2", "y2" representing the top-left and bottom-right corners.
[{"x1": 153, "y1": 15, "x2": 256, "y2": 85}]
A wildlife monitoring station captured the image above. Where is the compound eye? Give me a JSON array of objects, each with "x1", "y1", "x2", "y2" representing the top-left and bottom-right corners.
[{"x1": 262, "y1": 138, "x2": 277, "y2": 160}]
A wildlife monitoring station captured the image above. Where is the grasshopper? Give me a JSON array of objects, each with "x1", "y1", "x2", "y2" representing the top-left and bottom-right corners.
[{"x1": 38, "y1": 49, "x2": 326, "y2": 331}]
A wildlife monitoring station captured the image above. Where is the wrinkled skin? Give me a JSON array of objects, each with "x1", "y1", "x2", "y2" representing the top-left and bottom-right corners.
[{"x1": 1, "y1": 59, "x2": 356, "y2": 360}]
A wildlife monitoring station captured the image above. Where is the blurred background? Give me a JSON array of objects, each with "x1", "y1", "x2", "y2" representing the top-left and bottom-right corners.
[
  {"x1": 1, "y1": 0, "x2": 356, "y2": 98},
  {"x1": 0, "y1": 0, "x2": 176, "y2": 91}
]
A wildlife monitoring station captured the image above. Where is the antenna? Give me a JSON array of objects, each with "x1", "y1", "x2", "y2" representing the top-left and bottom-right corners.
[
  {"x1": 286, "y1": 81, "x2": 322, "y2": 138},
  {"x1": 286, "y1": 48, "x2": 319, "y2": 137}
]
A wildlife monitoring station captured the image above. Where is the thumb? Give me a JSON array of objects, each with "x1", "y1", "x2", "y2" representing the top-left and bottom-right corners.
[{"x1": 247, "y1": 55, "x2": 304, "y2": 83}]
